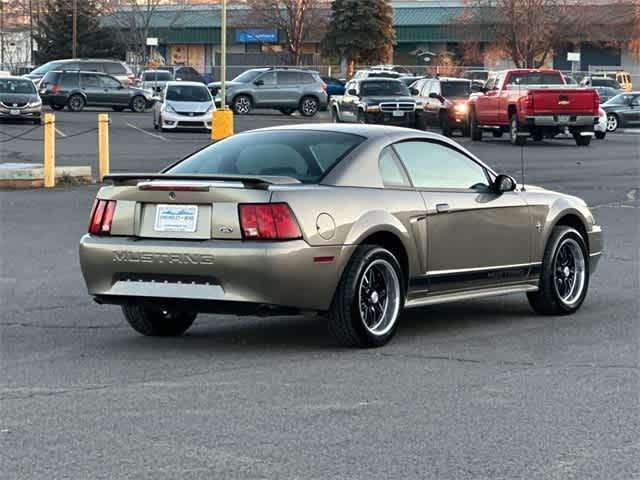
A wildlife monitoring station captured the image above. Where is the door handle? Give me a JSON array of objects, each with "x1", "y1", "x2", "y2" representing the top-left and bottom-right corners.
[{"x1": 436, "y1": 203, "x2": 450, "y2": 213}]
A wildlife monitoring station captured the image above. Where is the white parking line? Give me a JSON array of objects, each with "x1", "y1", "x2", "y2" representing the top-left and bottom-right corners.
[
  {"x1": 126, "y1": 122, "x2": 168, "y2": 141},
  {"x1": 55, "y1": 127, "x2": 67, "y2": 137}
]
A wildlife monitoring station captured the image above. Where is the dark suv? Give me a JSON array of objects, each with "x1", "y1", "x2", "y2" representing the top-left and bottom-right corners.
[
  {"x1": 25, "y1": 59, "x2": 135, "y2": 85},
  {"x1": 39, "y1": 70, "x2": 153, "y2": 112},
  {"x1": 208, "y1": 68, "x2": 328, "y2": 116},
  {"x1": 412, "y1": 77, "x2": 473, "y2": 136}
]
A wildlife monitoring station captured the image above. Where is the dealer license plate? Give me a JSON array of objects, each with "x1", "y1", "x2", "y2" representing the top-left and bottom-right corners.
[
  {"x1": 558, "y1": 115, "x2": 570, "y2": 123},
  {"x1": 392, "y1": 111, "x2": 405, "y2": 117},
  {"x1": 154, "y1": 204, "x2": 198, "y2": 232},
  {"x1": 10, "y1": 109, "x2": 20, "y2": 115}
]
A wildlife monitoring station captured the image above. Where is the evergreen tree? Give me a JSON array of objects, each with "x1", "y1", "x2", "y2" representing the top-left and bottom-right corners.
[
  {"x1": 322, "y1": 0, "x2": 395, "y2": 76},
  {"x1": 33, "y1": 0, "x2": 123, "y2": 64}
]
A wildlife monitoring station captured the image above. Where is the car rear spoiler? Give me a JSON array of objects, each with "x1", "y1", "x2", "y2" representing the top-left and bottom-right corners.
[{"x1": 102, "y1": 173, "x2": 302, "y2": 188}]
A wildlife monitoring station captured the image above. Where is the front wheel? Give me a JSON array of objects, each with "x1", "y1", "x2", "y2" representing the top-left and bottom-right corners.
[
  {"x1": 232, "y1": 95, "x2": 252, "y2": 115},
  {"x1": 356, "y1": 110, "x2": 367, "y2": 124},
  {"x1": 299, "y1": 96, "x2": 319, "y2": 117},
  {"x1": 67, "y1": 94, "x2": 85, "y2": 112},
  {"x1": 328, "y1": 245, "x2": 404, "y2": 348},
  {"x1": 122, "y1": 305, "x2": 197, "y2": 336},
  {"x1": 527, "y1": 226, "x2": 589, "y2": 315}
]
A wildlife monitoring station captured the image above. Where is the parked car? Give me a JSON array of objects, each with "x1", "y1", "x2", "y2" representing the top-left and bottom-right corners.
[
  {"x1": 352, "y1": 69, "x2": 402, "y2": 80},
  {"x1": 580, "y1": 76, "x2": 622, "y2": 90},
  {"x1": 208, "y1": 68, "x2": 328, "y2": 117},
  {"x1": 597, "y1": 70, "x2": 633, "y2": 92},
  {"x1": 156, "y1": 65, "x2": 204, "y2": 83},
  {"x1": 39, "y1": 70, "x2": 153, "y2": 112},
  {"x1": 594, "y1": 86, "x2": 622, "y2": 104},
  {"x1": 321, "y1": 76, "x2": 345, "y2": 97},
  {"x1": 153, "y1": 81, "x2": 215, "y2": 132},
  {"x1": 0, "y1": 76, "x2": 42, "y2": 124},
  {"x1": 594, "y1": 107, "x2": 607, "y2": 139},
  {"x1": 469, "y1": 69, "x2": 600, "y2": 146},
  {"x1": 79, "y1": 124, "x2": 603, "y2": 347},
  {"x1": 330, "y1": 78, "x2": 417, "y2": 126},
  {"x1": 601, "y1": 92, "x2": 640, "y2": 132},
  {"x1": 139, "y1": 69, "x2": 173, "y2": 95},
  {"x1": 413, "y1": 77, "x2": 472, "y2": 136},
  {"x1": 25, "y1": 58, "x2": 135, "y2": 86}
]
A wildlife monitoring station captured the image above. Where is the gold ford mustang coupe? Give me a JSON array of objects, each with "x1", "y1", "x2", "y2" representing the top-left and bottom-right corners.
[{"x1": 79, "y1": 124, "x2": 602, "y2": 347}]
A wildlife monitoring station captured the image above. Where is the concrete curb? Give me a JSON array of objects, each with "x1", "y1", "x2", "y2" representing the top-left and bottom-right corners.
[{"x1": 0, "y1": 163, "x2": 93, "y2": 189}]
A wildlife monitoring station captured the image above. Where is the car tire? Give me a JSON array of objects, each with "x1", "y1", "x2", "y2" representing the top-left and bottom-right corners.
[
  {"x1": 527, "y1": 226, "x2": 589, "y2": 316},
  {"x1": 470, "y1": 108, "x2": 482, "y2": 141},
  {"x1": 67, "y1": 94, "x2": 85, "y2": 112},
  {"x1": 158, "y1": 115, "x2": 167, "y2": 132},
  {"x1": 279, "y1": 107, "x2": 295, "y2": 115},
  {"x1": 460, "y1": 124, "x2": 471, "y2": 137},
  {"x1": 492, "y1": 130, "x2": 503, "y2": 138},
  {"x1": 532, "y1": 131, "x2": 543, "y2": 142},
  {"x1": 356, "y1": 110, "x2": 367, "y2": 124},
  {"x1": 439, "y1": 111, "x2": 452, "y2": 137},
  {"x1": 299, "y1": 96, "x2": 319, "y2": 117},
  {"x1": 112, "y1": 106, "x2": 125, "y2": 112},
  {"x1": 330, "y1": 107, "x2": 341, "y2": 123},
  {"x1": 50, "y1": 104, "x2": 64, "y2": 111},
  {"x1": 595, "y1": 131, "x2": 606, "y2": 140},
  {"x1": 233, "y1": 95, "x2": 252, "y2": 115},
  {"x1": 573, "y1": 133, "x2": 591, "y2": 146},
  {"x1": 328, "y1": 245, "x2": 404, "y2": 348},
  {"x1": 606, "y1": 113, "x2": 618, "y2": 132},
  {"x1": 122, "y1": 305, "x2": 197, "y2": 337},
  {"x1": 130, "y1": 96, "x2": 146, "y2": 113},
  {"x1": 510, "y1": 114, "x2": 526, "y2": 146}
]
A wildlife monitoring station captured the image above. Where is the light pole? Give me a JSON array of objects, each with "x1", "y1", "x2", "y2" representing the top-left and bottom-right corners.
[
  {"x1": 220, "y1": 0, "x2": 227, "y2": 108},
  {"x1": 72, "y1": 0, "x2": 77, "y2": 57}
]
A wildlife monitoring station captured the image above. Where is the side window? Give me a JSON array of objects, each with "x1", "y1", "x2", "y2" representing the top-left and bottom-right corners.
[
  {"x1": 429, "y1": 80, "x2": 440, "y2": 95},
  {"x1": 485, "y1": 76, "x2": 496, "y2": 91},
  {"x1": 393, "y1": 141, "x2": 490, "y2": 190},
  {"x1": 104, "y1": 62, "x2": 126, "y2": 75},
  {"x1": 82, "y1": 62, "x2": 103, "y2": 72},
  {"x1": 80, "y1": 73, "x2": 101, "y2": 88},
  {"x1": 100, "y1": 76, "x2": 121, "y2": 89},
  {"x1": 278, "y1": 71, "x2": 301, "y2": 85},
  {"x1": 59, "y1": 72, "x2": 77, "y2": 88},
  {"x1": 379, "y1": 147, "x2": 410, "y2": 187},
  {"x1": 257, "y1": 71, "x2": 276, "y2": 86},
  {"x1": 631, "y1": 96, "x2": 640, "y2": 107},
  {"x1": 420, "y1": 80, "x2": 432, "y2": 96}
]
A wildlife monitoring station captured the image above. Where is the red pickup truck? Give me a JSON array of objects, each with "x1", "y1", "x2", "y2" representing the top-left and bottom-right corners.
[{"x1": 468, "y1": 69, "x2": 600, "y2": 146}]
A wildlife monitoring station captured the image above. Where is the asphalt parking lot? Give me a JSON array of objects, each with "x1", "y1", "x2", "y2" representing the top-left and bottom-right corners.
[{"x1": 1, "y1": 109, "x2": 639, "y2": 479}]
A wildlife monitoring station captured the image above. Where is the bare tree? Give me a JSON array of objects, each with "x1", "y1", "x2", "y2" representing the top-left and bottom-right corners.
[{"x1": 246, "y1": 0, "x2": 328, "y2": 65}]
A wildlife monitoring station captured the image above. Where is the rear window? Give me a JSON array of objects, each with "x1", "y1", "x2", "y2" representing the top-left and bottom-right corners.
[
  {"x1": 31, "y1": 60, "x2": 66, "y2": 75},
  {"x1": 143, "y1": 71, "x2": 172, "y2": 81},
  {"x1": 166, "y1": 131, "x2": 365, "y2": 183},
  {"x1": 104, "y1": 62, "x2": 126, "y2": 75},
  {"x1": 507, "y1": 72, "x2": 564, "y2": 85},
  {"x1": 0, "y1": 78, "x2": 36, "y2": 94}
]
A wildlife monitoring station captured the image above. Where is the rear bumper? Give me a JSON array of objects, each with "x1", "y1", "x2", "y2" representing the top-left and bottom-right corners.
[
  {"x1": 524, "y1": 115, "x2": 597, "y2": 128},
  {"x1": 79, "y1": 235, "x2": 353, "y2": 311}
]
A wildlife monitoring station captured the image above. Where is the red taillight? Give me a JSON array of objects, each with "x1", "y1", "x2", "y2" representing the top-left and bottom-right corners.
[
  {"x1": 51, "y1": 84, "x2": 61, "y2": 93},
  {"x1": 128, "y1": 73, "x2": 135, "y2": 82},
  {"x1": 594, "y1": 94, "x2": 600, "y2": 112},
  {"x1": 321, "y1": 83, "x2": 327, "y2": 93},
  {"x1": 239, "y1": 203, "x2": 302, "y2": 240},
  {"x1": 88, "y1": 199, "x2": 116, "y2": 235}
]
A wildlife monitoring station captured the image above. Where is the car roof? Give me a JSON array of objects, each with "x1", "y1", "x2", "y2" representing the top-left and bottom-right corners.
[
  {"x1": 245, "y1": 123, "x2": 438, "y2": 139},
  {"x1": 436, "y1": 77, "x2": 471, "y2": 82},
  {"x1": 359, "y1": 77, "x2": 403, "y2": 83}
]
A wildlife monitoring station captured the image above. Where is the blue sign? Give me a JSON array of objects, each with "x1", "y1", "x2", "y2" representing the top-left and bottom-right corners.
[{"x1": 235, "y1": 29, "x2": 278, "y2": 44}]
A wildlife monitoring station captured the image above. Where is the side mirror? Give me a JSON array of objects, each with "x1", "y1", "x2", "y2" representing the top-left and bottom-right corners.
[
  {"x1": 410, "y1": 87, "x2": 419, "y2": 95},
  {"x1": 428, "y1": 92, "x2": 441, "y2": 100},
  {"x1": 254, "y1": 79, "x2": 264, "y2": 86},
  {"x1": 117, "y1": 85, "x2": 124, "y2": 90},
  {"x1": 492, "y1": 174, "x2": 517, "y2": 194},
  {"x1": 347, "y1": 88, "x2": 357, "y2": 96}
]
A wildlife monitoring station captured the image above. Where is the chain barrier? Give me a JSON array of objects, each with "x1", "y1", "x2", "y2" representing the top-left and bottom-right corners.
[{"x1": 0, "y1": 123, "x2": 98, "y2": 143}]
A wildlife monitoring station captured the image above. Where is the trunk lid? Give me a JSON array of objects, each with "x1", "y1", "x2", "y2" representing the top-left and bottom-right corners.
[
  {"x1": 99, "y1": 174, "x2": 300, "y2": 240},
  {"x1": 529, "y1": 88, "x2": 598, "y2": 115}
]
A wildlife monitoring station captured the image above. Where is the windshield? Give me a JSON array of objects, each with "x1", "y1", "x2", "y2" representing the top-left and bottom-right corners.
[
  {"x1": 31, "y1": 61, "x2": 65, "y2": 75},
  {"x1": 361, "y1": 81, "x2": 410, "y2": 97},
  {"x1": 166, "y1": 131, "x2": 365, "y2": 183},
  {"x1": 441, "y1": 81, "x2": 471, "y2": 97},
  {"x1": 143, "y1": 71, "x2": 172, "y2": 82},
  {"x1": 232, "y1": 70, "x2": 263, "y2": 83},
  {"x1": 166, "y1": 85, "x2": 210, "y2": 102},
  {"x1": 507, "y1": 72, "x2": 564, "y2": 85},
  {"x1": 0, "y1": 78, "x2": 36, "y2": 94}
]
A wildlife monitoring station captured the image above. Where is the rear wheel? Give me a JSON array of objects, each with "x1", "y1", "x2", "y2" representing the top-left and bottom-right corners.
[
  {"x1": 510, "y1": 114, "x2": 526, "y2": 146},
  {"x1": 527, "y1": 226, "x2": 589, "y2": 315},
  {"x1": 67, "y1": 94, "x2": 85, "y2": 112},
  {"x1": 232, "y1": 95, "x2": 252, "y2": 115},
  {"x1": 595, "y1": 131, "x2": 606, "y2": 140},
  {"x1": 328, "y1": 245, "x2": 404, "y2": 348},
  {"x1": 299, "y1": 96, "x2": 319, "y2": 117},
  {"x1": 130, "y1": 96, "x2": 147, "y2": 113},
  {"x1": 573, "y1": 133, "x2": 592, "y2": 146},
  {"x1": 606, "y1": 113, "x2": 618, "y2": 132},
  {"x1": 122, "y1": 305, "x2": 197, "y2": 336},
  {"x1": 470, "y1": 108, "x2": 482, "y2": 141}
]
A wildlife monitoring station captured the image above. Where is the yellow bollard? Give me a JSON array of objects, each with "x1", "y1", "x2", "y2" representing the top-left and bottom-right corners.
[
  {"x1": 98, "y1": 113, "x2": 110, "y2": 181},
  {"x1": 43, "y1": 112, "x2": 55, "y2": 188},
  {"x1": 211, "y1": 108, "x2": 234, "y2": 141}
]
